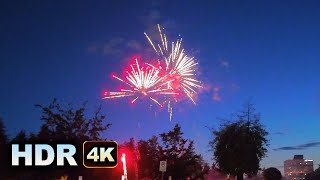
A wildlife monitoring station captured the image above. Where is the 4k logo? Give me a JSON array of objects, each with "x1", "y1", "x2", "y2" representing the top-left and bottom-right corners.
[{"x1": 83, "y1": 141, "x2": 118, "y2": 168}]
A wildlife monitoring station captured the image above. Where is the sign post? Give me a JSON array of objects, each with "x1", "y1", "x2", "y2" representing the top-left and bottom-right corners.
[{"x1": 159, "y1": 161, "x2": 167, "y2": 180}]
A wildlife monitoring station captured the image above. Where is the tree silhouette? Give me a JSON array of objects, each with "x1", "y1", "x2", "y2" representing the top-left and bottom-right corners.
[
  {"x1": 305, "y1": 166, "x2": 320, "y2": 180},
  {"x1": 28, "y1": 99, "x2": 112, "y2": 179},
  {"x1": 0, "y1": 117, "x2": 8, "y2": 145},
  {"x1": 0, "y1": 117, "x2": 10, "y2": 179},
  {"x1": 209, "y1": 102, "x2": 269, "y2": 180},
  {"x1": 11, "y1": 130, "x2": 28, "y2": 142},
  {"x1": 160, "y1": 124, "x2": 207, "y2": 180},
  {"x1": 136, "y1": 124, "x2": 207, "y2": 180},
  {"x1": 138, "y1": 136, "x2": 163, "y2": 179},
  {"x1": 35, "y1": 99, "x2": 111, "y2": 142}
]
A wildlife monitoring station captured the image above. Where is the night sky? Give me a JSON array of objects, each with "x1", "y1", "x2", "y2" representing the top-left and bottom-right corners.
[{"x1": 1, "y1": 0, "x2": 320, "y2": 171}]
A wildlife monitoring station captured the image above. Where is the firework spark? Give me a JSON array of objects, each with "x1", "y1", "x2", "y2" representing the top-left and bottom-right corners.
[
  {"x1": 102, "y1": 25, "x2": 201, "y2": 121},
  {"x1": 121, "y1": 153, "x2": 127, "y2": 180},
  {"x1": 144, "y1": 24, "x2": 202, "y2": 104},
  {"x1": 103, "y1": 58, "x2": 178, "y2": 106}
]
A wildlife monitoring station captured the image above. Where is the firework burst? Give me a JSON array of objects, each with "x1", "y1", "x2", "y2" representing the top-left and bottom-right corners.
[
  {"x1": 144, "y1": 24, "x2": 202, "y2": 105},
  {"x1": 102, "y1": 25, "x2": 201, "y2": 121},
  {"x1": 102, "y1": 58, "x2": 178, "y2": 107}
]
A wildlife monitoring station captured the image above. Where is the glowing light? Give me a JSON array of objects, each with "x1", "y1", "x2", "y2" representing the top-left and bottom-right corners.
[
  {"x1": 144, "y1": 24, "x2": 202, "y2": 120},
  {"x1": 121, "y1": 153, "x2": 127, "y2": 180},
  {"x1": 102, "y1": 24, "x2": 202, "y2": 121},
  {"x1": 305, "y1": 159, "x2": 313, "y2": 162},
  {"x1": 103, "y1": 58, "x2": 177, "y2": 106},
  {"x1": 144, "y1": 24, "x2": 202, "y2": 104}
]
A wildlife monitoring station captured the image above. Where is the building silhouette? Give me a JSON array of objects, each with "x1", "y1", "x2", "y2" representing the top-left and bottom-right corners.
[{"x1": 284, "y1": 155, "x2": 313, "y2": 180}]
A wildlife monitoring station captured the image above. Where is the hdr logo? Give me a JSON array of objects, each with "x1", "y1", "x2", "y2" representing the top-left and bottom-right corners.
[
  {"x1": 11, "y1": 143, "x2": 78, "y2": 167},
  {"x1": 83, "y1": 141, "x2": 118, "y2": 168},
  {"x1": 10, "y1": 141, "x2": 118, "y2": 168}
]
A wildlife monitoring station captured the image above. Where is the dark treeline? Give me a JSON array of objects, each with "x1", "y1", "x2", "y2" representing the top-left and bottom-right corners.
[
  {"x1": 3, "y1": 99, "x2": 318, "y2": 180},
  {"x1": 0, "y1": 99, "x2": 208, "y2": 180}
]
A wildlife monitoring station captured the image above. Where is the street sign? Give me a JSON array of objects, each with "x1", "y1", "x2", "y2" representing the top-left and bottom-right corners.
[{"x1": 159, "y1": 161, "x2": 167, "y2": 172}]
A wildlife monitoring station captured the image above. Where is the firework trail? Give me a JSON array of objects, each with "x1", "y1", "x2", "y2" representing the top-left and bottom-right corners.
[{"x1": 103, "y1": 58, "x2": 179, "y2": 107}]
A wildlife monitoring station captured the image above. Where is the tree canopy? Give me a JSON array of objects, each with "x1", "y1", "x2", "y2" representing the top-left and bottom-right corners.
[
  {"x1": 0, "y1": 117, "x2": 8, "y2": 145},
  {"x1": 209, "y1": 102, "x2": 269, "y2": 180},
  {"x1": 4, "y1": 99, "x2": 112, "y2": 179},
  {"x1": 138, "y1": 136, "x2": 163, "y2": 179},
  {"x1": 305, "y1": 165, "x2": 320, "y2": 180},
  {"x1": 35, "y1": 99, "x2": 111, "y2": 142},
  {"x1": 1, "y1": 100, "x2": 208, "y2": 180},
  {"x1": 138, "y1": 124, "x2": 208, "y2": 180},
  {"x1": 0, "y1": 117, "x2": 10, "y2": 179},
  {"x1": 90, "y1": 124, "x2": 208, "y2": 180}
]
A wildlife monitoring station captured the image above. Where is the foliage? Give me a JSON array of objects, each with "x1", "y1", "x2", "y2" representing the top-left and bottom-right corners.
[
  {"x1": 35, "y1": 98, "x2": 111, "y2": 142},
  {"x1": 160, "y1": 124, "x2": 207, "y2": 179},
  {"x1": 137, "y1": 124, "x2": 208, "y2": 180},
  {"x1": 12, "y1": 130, "x2": 28, "y2": 142},
  {"x1": 2, "y1": 99, "x2": 208, "y2": 180},
  {"x1": 6, "y1": 99, "x2": 112, "y2": 180},
  {"x1": 305, "y1": 166, "x2": 320, "y2": 180},
  {"x1": 0, "y1": 117, "x2": 8, "y2": 145},
  {"x1": 0, "y1": 118, "x2": 10, "y2": 179},
  {"x1": 138, "y1": 136, "x2": 163, "y2": 179},
  {"x1": 209, "y1": 102, "x2": 269, "y2": 180}
]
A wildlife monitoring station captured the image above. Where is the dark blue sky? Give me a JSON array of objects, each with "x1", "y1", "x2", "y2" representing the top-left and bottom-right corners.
[{"x1": 1, "y1": 0, "x2": 320, "y2": 170}]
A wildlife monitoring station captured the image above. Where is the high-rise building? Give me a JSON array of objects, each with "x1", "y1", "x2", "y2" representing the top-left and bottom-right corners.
[{"x1": 284, "y1": 155, "x2": 313, "y2": 180}]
